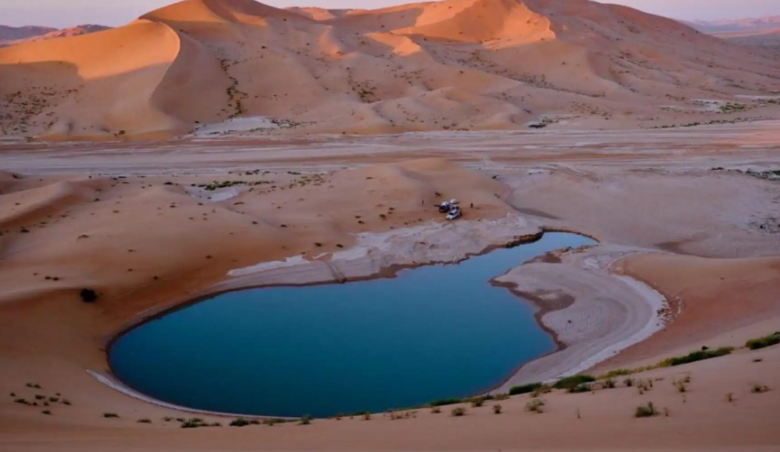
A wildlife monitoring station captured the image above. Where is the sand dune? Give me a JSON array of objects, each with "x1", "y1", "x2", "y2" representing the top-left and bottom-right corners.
[
  {"x1": 2, "y1": 0, "x2": 780, "y2": 139},
  {"x1": 0, "y1": 25, "x2": 110, "y2": 49}
]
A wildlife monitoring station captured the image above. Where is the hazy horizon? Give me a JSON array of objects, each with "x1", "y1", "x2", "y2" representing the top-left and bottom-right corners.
[{"x1": 2, "y1": 0, "x2": 780, "y2": 28}]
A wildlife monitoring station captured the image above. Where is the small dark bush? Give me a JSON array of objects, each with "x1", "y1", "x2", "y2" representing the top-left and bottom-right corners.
[
  {"x1": 661, "y1": 347, "x2": 733, "y2": 367},
  {"x1": 451, "y1": 407, "x2": 466, "y2": 417},
  {"x1": 229, "y1": 418, "x2": 250, "y2": 427},
  {"x1": 42, "y1": 410, "x2": 51, "y2": 415},
  {"x1": 525, "y1": 399, "x2": 545, "y2": 413},
  {"x1": 569, "y1": 383, "x2": 592, "y2": 394},
  {"x1": 746, "y1": 333, "x2": 780, "y2": 350},
  {"x1": 80, "y1": 289, "x2": 98, "y2": 303},
  {"x1": 603, "y1": 378, "x2": 617, "y2": 389},
  {"x1": 470, "y1": 397, "x2": 485, "y2": 408},
  {"x1": 493, "y1": 393, "x2": 509, "y2": 401},
  {"x1": 493, "y1": 404, "x2": 502, "y2": 414},
  {"x1": 104, "y1": 413, "x2": 119, "y2": 418},
  {"x1": 554, "y1": 375, "x2": 596, "y2": 390},
  {"x1": 635, "y1": 402, "x2": 657, "y2": 418},
  {"x1": 299, "y1": 415, "x2": 312, "y2": 425},
  {"x1": 509, "y1": 382, "x2": 543, "y2": 395},
  {"x1": 137, "y1": 418, "x2": 152, "y2": 424},
  {"x1": 62, "y1": 400, "x2": 71, "y2": 406},
  {"x1": 430, "y1": 406, "x2": 441, "y2": 414}
]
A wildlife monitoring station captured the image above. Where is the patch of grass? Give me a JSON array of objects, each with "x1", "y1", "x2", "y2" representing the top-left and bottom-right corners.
[
  {"x1": 451, "y1": 407, "x2": 466, "y2": 417},
  {"x1": 137, "y1": 418, "x2": 152, "y2": 424},
  {"x1": 525, "y1": 399, "x2": 545, "y2": 413},
  {"x1": 493, "y1": 393, "x2": 509, "y2": 401},
  {"x1": 163, "y1": 417, "x2": 174, "y2": 422},
  {"x1": 635, "y1": 402, "x2": 657, "y2": 418},
  {"x1": 229, "y1": 418, "x2": 250, "y2": 427},
  {"x1": 470, "y1": 397, "x2": 485, "y2": 408},
  {"x1": 509, "y1": 382, "x2": 543, "y2": 395},
  {"x1": 530, "y1": 384, "x2": 553, "y2": 398},
  {"x1": 624, "y1": 378, "x2": 635, "y2": 387},
  {"x1": 603, "y1": 378, "x2": 617, "y2": 389},
  {"x1": 492, "y1": 404, "x2": 502, "y2": 414},
  {"x1": 103, "y1": 413, "x2": 119, "y2": 418},
  {"x1": 599, "y1": 368, "x2": 634, "y2": 379},
  {"x1": 554, "y1": 375, "x2": 596, "y2": 390},
  {"x1": 299, "y1": 415, "x2": 312, "y2": 425},
  {"x1": 660, "y1": 347, "x2": 733, "y2": 367},
  {"x1": 746, "y1": 333, "x2": 780, "y2": 350}
]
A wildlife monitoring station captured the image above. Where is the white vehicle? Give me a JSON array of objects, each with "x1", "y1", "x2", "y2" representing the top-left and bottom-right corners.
[
  {"x1": 437, "y1": 199, "x2": 459, "y2": 213},
  {"x1": 446, "y1": 207, "x2": 462, "y2": 221}
]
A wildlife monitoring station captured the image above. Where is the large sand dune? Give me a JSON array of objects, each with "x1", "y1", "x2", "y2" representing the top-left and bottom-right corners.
[{"x1": 2, "y1": 0, "x2": 780, "y2": 139}]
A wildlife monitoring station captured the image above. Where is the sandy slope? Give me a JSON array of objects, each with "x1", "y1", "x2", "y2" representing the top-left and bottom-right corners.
[
  {"x1": 0, "y1": 25, "x2": 110, "y2": 49},
  {"x1": 2, "y1": 0, "x2": 780, "y2": 139}
]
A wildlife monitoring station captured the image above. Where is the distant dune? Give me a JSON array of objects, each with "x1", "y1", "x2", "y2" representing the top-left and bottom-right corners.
[
  {"x1": 2, "y1": 0, "x2": 780, "y2": 139},
  {"x1": 0, "y1": 24, "x2": 109, "y2": 48},
  {"x1": 684, "y1": 15, "x2": 780, "y2": 34}
]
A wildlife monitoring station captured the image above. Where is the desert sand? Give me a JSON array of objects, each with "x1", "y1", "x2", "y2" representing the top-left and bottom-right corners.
[
  {"x1": 1, "y1": 0, "x2": 780, "y2": 450},
  {"x1": 2, "y1": 118, "x2": 780, "y2": 450},
  {"x1": 2, "y1": 0, "x2": 780, "y2": 138}
]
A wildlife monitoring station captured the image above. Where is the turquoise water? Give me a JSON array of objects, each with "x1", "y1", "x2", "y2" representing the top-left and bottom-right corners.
[{"x1": 109, "y1": 232, "x2": 595, "y2": 418}]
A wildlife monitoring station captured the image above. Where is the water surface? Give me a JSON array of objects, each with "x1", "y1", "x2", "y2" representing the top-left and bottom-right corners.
[{"x1": 110, "y1": 232, "x2": 594, "y2": 417}]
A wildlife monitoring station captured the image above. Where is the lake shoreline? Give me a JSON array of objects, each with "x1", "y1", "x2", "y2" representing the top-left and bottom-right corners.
[{"x1": 98, "y1": 219, "x2": 666, "y2": 417}]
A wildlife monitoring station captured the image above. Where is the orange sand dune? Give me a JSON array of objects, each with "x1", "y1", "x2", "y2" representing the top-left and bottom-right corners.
[{"x1": 2, "y1": 0, "x2": 780, "y2": 139}]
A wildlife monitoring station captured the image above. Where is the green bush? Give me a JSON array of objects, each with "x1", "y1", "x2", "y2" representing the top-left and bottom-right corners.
[
  {"x1": 509, "y1": 382, "x2": 543, "y2": 395},
  {"x1": 661, "y1": 347, "x2": 733, "y2": 367},
  {"x1": 428, "y1": 398, "x2": 462, "y2": 407},
  {"x1": 229, "y1": 418, "x2": 250, "y2": 427},
  {"x1": 746, "y1": 333, "x2": 780, "y2": 350},
  {"x1": 554, "y1": 375, "x2": 596, "y2": 390}
]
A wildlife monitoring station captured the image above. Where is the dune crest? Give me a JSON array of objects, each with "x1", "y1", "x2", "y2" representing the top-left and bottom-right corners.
[{"x1": 2, "y1": 0, "x2": 780, "y2": 139}]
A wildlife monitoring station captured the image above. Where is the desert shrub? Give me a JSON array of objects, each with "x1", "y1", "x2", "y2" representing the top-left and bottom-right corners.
[
  {"x1": 229, "y1": 418, "x2": 250, "y2": 427},
  {"x1": 751, "y1": 383, "x2": 770, "y2": 394},
  {"x1": 509, "y1": 382, "x2": 543, "y2": 395},
  {"x1": 163, "y1": 417, "x2": 174, "y2": 422},
  {"x1": 429, "y1": 398, "x2": 462, "y2": 407},
  {"x1": 299, "y1": 415, "x2": 312, "y2": 425},
  {"x1": 42, "y1": 410, "x2": 51, "y2": 415},
  {"x1": 603, "y1": 378, "x2": 617, "y2": 389},
  {"x1": 14, "y1": 398, "x2": 30, "y2": 405},
  {"x1": 493, "y1": 393, "x2": 509, "y2": 401},
  {"x1": 624, "y1": 378, "x2": 635, "y2": 387},
  {"x1": 362, "y1": 413, "x2": 372, "y2": 421},
  {"x1": 569, "y1": 383, "x2": 592, "y2": 393},
  {"x1": 49, "y1": 397, "x2": 59, "y2": 403},
  {"x1": 180, "y1": 419, "x2": 202, "y2": 429},
  {"x1": 635, "y1": 402, "x2": 657, "y2": 418},
  {"x1": 470, "y1": 397, "x2": 485, "y2": 408},
  {"x1": 137, "y1": 418, "x2": 152, "y2": 424},
  {"x1": 103, "y1": 413, "x2": 119, "y2": 418},
  {"x1": 530, "y1": 384, "x2": 553, "y2": 398},
  {"x1": 660, "y1": 347, "x2": 733, "y2": 367},
  {"x1": 493, "y1": 404, "x2": 503, "y2": 414},
  {"x1": 451, "y1": 407, "x2": 466, "y2": 417},
  {"x1": 431, "y1": 406, "x2": 441, "y2": 414},
  {"x1": 746, "y1": 333, "x2": 780, "y2": 350},
  {"x1": 80, "y1": 288, "x2": 98, "y2": 303},
  {"x1": 554, "y1": 375, "x2": 596, "y2": 390},
  {"x1": 525, "y1": 399, "x2": 545, "y2": 413},
  {"x1": 62, "y1": 400, "x2": 71, "y2": 406},
  {"x1": 599, "y1": 368, "x2": 634, "y2": 379}
]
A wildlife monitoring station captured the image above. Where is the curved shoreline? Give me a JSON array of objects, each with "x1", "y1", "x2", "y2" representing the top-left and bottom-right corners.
[{"x1": 95, "y1": 220, "x2": 665, "y2": 417}]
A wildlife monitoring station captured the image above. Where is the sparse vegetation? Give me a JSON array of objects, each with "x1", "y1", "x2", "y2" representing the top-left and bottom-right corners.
[
  {"x1": 493, "y1": 393, "x2": 509, "y2": 401},
  {"x1": 299, "y1": 415, "x2": 312, "y2": 425},
  {"x1": 137, "y1": 418, "x2": 152, "y2": 424},
  {"x1": 751, "y1": 383, "x2": 770, "y2": 394},
  {"x1": 430, "y1": 406, "x2": 441, "y2": 414},
  {"x1": 470, "y1": 397, "x2": 485, "y2": 408},
  {"x1": 660, "y1": 347, "x2": 733, "y2": 367},
  {"x1": 492, "y1": 404, "x2": 503, "y2": 414},
  {"x1": 451, "y1": 407, "x2": 466, "y2": 417},
  {"x1": 634, "y1": 402, "x2": 657, "y2": 418},
  {"x1": 554, "y1": 375, "x2": 596, "y2": 390},
  {"x1": 509, "y1": 382, "x2": 543, "y2": 395},
  {"x1": 229, "y1": 418, "x2": 250, "y2": 427},
  {"x1": 103, "y1": 413, "x2": 119, "y2": 418},
  {"x1": 746, "y1": 333, "x2": 780, "y2": 350},
  {"x1": 42, "y1": 410, "x2": 51, "y2": 415},
  {"x1": 525, "y1": 399, "x2": 545, "y2": 413}
]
